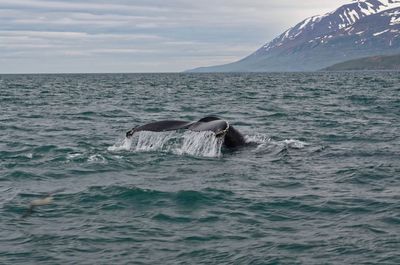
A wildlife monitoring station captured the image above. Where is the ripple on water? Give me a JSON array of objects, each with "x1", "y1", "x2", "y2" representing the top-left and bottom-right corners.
[{"x1": 1, "y1": 72, "x2": 399, "y2": 264}]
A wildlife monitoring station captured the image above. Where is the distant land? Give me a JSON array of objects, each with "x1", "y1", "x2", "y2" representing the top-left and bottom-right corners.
[
  {"x1": 188, "y1": 0, "x2": 400, "y2": 72},
  {"x1": 322, "y1": 54, "x2": 400, "y2": 70}
]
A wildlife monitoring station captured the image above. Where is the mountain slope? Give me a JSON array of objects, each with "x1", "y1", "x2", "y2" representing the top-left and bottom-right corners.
[
  {"x1": 189, "y1": 0, "x2": 400, "y2": 72},
  {"x1": 322, "y1": 54, "x2": 400, "y2": 70}
]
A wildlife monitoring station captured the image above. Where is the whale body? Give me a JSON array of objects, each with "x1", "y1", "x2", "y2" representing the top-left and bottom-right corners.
[{"x1": 126, "y1": 116, "x2": 246, "y2": 148}]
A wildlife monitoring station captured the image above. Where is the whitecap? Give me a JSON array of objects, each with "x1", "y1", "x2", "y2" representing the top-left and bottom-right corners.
[
  {"x1": 245, "y1": 133, "x2": 271, "y2": 145},
  {"x1": 67, "y1": 153, "x2": 82, "y2": 159}
]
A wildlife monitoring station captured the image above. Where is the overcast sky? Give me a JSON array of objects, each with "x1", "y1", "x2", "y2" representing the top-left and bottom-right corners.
[{"x1": 0, "y1": 0, "x2": 351, "y2": 73}]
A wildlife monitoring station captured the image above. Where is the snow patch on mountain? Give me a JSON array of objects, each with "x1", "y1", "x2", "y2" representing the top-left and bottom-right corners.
[
  {"x1": 188, "y1": 0, "x2": 400, "y2": 73},
  {"x1": 260, "y1": 0, "x2": 400, "y2": 53}
]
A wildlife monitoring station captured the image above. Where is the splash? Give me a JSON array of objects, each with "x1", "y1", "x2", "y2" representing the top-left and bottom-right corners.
[
  {"x1": 135, "y1": 131, "x2": 176, "y2": 152},
  {"x1": 245, "y1": 134, "x2": 271, "y2": 145},
  {"x1": 176, "y1": 131, "x2": 224, "y2": 157},
  {"x1": 107, "y1": 137, "x2": 133, "y2": 151},
  {"x1": 109, "y1": 130, "x2": 224, "y2": 158}
]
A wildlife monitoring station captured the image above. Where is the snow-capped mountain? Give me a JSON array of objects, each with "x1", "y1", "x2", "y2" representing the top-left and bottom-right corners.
[{"x1": 189, "y1": 0, "x2": 400, "y2": 72}]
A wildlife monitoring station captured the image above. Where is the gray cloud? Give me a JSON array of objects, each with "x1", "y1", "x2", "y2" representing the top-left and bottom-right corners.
[{"x1": 0, "y1": 0, "x2": 350, "y2": 73}]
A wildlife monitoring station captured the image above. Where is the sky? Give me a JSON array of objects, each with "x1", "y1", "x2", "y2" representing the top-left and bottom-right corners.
[{"x1": 0, "y1": 0, "x2": 351, "y2": 73}]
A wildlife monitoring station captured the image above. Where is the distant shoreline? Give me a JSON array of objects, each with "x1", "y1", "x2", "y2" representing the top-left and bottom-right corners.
[
  {"x1": 1, "y1": 70, "x2": 400, "y2": 75},
  {"x1": 321, "y1": 54, "x2": 400, "y2": 71}
]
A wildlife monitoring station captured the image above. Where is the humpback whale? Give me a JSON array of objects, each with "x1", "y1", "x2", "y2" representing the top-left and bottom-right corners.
[{"x1": 126, "y1": 116, "x2": 246, "y2": 148}]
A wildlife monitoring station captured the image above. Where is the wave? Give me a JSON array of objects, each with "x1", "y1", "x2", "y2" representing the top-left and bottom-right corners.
[
  {"x1": 0, "y1": 187, "x2": 19, "y2": 209},
  {"x1": 71, "y1": 186, "x2": 232, "y2": 206},
  {"x1": 2, "y1": 185, "x2": 235, "y2": 217}
]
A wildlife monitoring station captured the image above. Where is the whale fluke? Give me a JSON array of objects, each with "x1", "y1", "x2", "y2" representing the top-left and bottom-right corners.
[{"x1": 126, "y1": 116, "x2": 246, "y2": 149}]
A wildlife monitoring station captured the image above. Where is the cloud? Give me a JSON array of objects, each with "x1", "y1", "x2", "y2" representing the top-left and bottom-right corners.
[
  {"x1": 0, "y1": 0, "x2": 170, "y2": 14},
  {"x1": 0, "y1": 0, "x2": 351, "y2": 73}
]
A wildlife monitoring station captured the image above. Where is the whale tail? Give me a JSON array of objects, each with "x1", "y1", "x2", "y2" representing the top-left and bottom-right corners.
[{"x1": 125, "y1": 116, "x2": 246, "y2": 149}]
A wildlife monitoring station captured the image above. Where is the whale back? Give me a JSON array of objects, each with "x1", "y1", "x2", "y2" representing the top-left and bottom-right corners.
[
  {"x1": 196, "y1": 116, "x2": 221, "y2": 123},
  {"x1": 224, "y1": 125, "x2": 246, "y2": 148}
]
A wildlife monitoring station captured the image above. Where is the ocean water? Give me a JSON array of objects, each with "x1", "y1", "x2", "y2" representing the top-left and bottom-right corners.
[{"x1": 0, "y1": 72, "x2": 399, "y2": 264}]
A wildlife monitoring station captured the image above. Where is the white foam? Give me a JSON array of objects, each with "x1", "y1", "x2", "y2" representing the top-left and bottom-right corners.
[
  {"x1": 88, "y1": 154, "x2": 106, "y2": 163},
  {"x1": 67, "y1": 153, "x2": 82, "y2": 159},
  {"x1": 245, "y1": 133, "x2": 308, "y2": 150},
  {"x1": 245, "y1": 134, "x2": 271, "y2": 145},
  {"x1": 280, "y1": 139, "x2": 308, "y2": 149}
]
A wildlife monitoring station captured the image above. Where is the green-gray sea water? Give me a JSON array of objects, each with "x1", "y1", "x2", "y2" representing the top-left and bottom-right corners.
[{"x1": 1, "y1": 72, "x2": 399, "y2": 264}]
